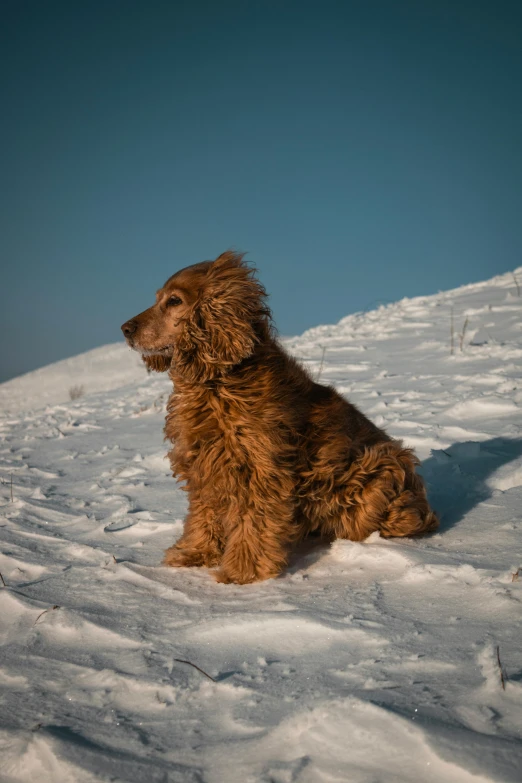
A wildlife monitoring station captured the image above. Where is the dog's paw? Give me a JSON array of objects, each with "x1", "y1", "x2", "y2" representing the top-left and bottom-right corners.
[
  {"x1": 163, "y1": 547, "x2": 190, "y2": 567},
  {"x1": 214, "y1": 568, "x2": 255, "y2": 585},
  {"x1": 163, "y1": 546, "x2": 201, "y2": 568},
  {"x1": 163, "y1": 545, "x2": 221, "y2": 568}
]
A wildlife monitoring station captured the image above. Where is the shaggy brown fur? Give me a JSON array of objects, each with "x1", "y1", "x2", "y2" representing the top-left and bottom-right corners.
[{"x1": 121, "y1": 251, "x2": 438, "y2": 584}]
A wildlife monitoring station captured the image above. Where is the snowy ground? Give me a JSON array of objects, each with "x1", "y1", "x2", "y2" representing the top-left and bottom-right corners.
[{"x1": 1, "y1": 268, "x2": 521, "y2": 783}]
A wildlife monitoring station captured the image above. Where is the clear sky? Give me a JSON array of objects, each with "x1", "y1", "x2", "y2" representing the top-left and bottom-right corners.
[{"x1": 1, "y1": 0, "x2": 521, "y2": 383}]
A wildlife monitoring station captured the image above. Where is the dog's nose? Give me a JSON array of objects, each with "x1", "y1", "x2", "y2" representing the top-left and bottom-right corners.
[{"x1": 121, "y1": 319, "x2": 138, "y2": 338}]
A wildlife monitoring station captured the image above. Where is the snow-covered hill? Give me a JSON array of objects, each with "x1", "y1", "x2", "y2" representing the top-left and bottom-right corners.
[
  {"x1": 0, "y1": 343, "x2": 148, "y2": 414},
  {"x1": 1, "y1": 268, "x2": 521, "y2": 782}
]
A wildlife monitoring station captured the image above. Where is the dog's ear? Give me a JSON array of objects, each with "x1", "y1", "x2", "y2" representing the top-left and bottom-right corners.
[
  {"x1": 197, "y1": 251, "x2": 271, "y2": 367},
  {"x1": 142, "y1": 354, "x2": 171, "y2": 373},
  {"x1": 172, "y1": 251, "x2": 273, "y2": 381}
]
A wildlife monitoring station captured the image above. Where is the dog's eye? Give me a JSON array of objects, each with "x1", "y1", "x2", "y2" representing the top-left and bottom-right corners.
[{"x1": 167, "y1": 296, "x2": 183, "y2": 307}]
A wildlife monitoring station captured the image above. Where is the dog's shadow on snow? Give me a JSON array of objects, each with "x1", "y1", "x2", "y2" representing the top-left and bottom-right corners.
[
  {"x1": 419, "y1": 437, "x2": 522, "y2": 532},
  {"x1": 286, "y1": 535, "x2": 334, "y2": 575}
]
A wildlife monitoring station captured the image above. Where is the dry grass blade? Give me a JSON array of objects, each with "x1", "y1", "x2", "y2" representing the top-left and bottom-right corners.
[
  {"x1": 34, "y1": 605, "x2": 60, "y2": 625},
  {"x1": 174, "y1": 658, "x2": 216, "y2": 682},
  {"x1": 316, "y1": 345, "x2": 326, "y2": 381},
  {"x1": 69, "y1": 385, "x2": 84, "y2": 401},
  {"x1": 459, "y1": 316, "x2": 469, "y2": 352},
  {"x1": 496, "y1": 645, "x2": 506, "y2": 690},
  {"x1": 0, "y1": 572, "x2": 6, "y2": 587}
]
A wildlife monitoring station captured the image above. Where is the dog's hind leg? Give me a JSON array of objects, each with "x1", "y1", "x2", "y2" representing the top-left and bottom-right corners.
[{"x1": 320, "y1": 441, "x2": 438, "y2": 542}]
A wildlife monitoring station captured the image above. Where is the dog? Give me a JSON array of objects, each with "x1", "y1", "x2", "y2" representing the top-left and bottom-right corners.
[{"x1": 121, "y1": 251, "x2": 438, "y2": 583}]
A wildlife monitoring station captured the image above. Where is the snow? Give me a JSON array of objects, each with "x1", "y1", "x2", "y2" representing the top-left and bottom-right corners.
[
  {"x1": 0, "y1": 344, "x2": 147, "y2": 414},
  {"x1": 1, "y1": 267, "x2": 521, "y2": 782}
]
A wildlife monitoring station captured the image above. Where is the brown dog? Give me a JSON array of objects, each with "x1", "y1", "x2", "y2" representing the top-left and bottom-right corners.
[{"x1": 122, "y1": 251, "x2": 438, "y2": 584}]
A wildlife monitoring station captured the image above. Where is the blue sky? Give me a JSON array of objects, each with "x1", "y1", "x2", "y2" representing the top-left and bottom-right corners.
[{"x1": 1, "y1": 0, "x2": 521, "y2": 382}]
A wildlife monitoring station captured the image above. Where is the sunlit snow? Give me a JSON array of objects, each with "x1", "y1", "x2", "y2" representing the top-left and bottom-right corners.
[{"x1": 1, "y1": 268, "x2": 521, "y2": 782}]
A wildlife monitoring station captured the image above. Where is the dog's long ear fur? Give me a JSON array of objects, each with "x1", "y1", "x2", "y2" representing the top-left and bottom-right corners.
[
  {"x1": 175, "y1": 251, "x2": 272, "y2": 381},
  {"x1": 142, "y1": 354, "x2": 171, "y2": 373}
]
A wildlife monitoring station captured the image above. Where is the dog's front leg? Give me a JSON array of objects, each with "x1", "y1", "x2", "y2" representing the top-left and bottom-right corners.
[
  {"x1": 214, "y1": 491, "x2": 296, "y2": 584},
  {"x1": 163, "y1": 491, "x2": 224, "y2": 569}
]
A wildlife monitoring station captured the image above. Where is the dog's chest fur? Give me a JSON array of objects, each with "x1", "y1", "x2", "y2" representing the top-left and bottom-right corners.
[{"x1": 165, "y1": 376, "x2": 275, "y2": 490}]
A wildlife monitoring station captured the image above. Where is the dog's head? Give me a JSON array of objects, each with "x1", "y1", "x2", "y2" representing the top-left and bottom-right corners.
[{"x1": 121, "y1": 251, "x2": 272, "y2": 380}]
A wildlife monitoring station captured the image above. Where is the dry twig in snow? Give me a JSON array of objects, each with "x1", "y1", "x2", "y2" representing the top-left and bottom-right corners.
[
  {"x1": 34, "y1": 605, "x2": 60, "y2": 625},
  {"x1": 496, "y1": 645, "x2": 506, "y2": 690},
  {"x1": 317, "y1": 346, "x2": 326, "y2": 381},
  {"x1": 459, "y1": 317, "x2": 469, "y2": 352},
  {"x1": 174, "y1": 658, "x2": 216, "y2": 682}
]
